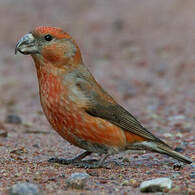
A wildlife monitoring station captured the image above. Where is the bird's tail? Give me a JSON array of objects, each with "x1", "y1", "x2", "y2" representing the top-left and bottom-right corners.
[
  {"x1": 134, "y1": 141, "x2": 192, "y2": 164},
  {"x1": 152, "y1": 142, "x2": 192, "y2": 164}
]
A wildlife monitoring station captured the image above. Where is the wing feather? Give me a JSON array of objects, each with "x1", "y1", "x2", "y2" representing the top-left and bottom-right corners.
[{"x1": 73, "y1": 71, "x2": 169, "y2": 147}]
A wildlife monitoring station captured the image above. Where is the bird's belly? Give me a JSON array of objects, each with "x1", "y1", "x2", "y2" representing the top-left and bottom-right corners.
[
  {"x1": 41, "y1": 96, "x2": 128, "y2": 153},
  {"x1": 37, "y1": 69, "x2": 143, "y2": 153}
]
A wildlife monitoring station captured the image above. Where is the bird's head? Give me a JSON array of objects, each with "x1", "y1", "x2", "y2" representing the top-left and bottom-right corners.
[{"x1": 15, "y1": 26, "x2": 83, "y2": 68}]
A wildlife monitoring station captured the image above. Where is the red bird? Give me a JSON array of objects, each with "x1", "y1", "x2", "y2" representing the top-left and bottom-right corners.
[{"x1": 15, "y1": 26, "x2": 192, "y2": 168}]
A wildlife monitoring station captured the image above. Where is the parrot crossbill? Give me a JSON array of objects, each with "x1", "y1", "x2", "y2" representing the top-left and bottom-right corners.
[{"x1": 15, "y1": 26, "x2": 192, "y2": 168}]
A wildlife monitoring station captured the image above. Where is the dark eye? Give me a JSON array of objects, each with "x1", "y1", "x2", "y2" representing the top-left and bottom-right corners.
[{"x1": 44, "y1": 34, "x2": 53, "y2": 41}]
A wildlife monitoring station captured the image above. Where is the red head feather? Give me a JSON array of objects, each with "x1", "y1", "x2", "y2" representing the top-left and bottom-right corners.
[{"x1": 33, "y1": 26, "x2": 72, "y2": 40}]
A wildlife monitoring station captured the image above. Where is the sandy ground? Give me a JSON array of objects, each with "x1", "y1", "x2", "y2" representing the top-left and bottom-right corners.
[{"x1": 0, "y1": 0, "x2": 194, "y2": 194}]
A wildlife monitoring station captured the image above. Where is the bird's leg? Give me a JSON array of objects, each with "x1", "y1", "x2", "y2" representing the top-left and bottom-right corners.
[
  {"x1": 74, "y1": 153, "x2": 110, "y2": 169},
  {"x1": 48, "y1": 151, "x2": 92, "y2": 165}
]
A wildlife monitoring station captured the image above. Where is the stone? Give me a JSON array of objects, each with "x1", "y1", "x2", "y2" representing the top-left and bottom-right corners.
[
  {"x1": 168, "y1": 115, "x2": 185, "y2": 121},
  {"x1": 66, "y1": 172, "x2": 89, "y2": 189},
  {"x1": 189, "y1": 172, "x2": 195, "y2": 179},
  {"x1": 140, "y1": 177, "x2": 172, "y2": 193},
  {"x1": 9, "y1": 183, "x2": 40, "y2": 195},
  {"x1": 163, "y1": 133, "x2": 173, "y2": 138},
  {"x1": 0, "y1": 130, "x2": 8, "y2": 137},
  {"x1": 174, "y1": 147, "x2": 184, "y2": 152},
  {"x1": 5, "y1": 114, "x2": 22, "y2": 124}
]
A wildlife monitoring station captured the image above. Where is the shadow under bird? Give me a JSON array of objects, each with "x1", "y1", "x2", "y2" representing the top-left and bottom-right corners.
[{"x1": 15, "y1": 26, "x2": 192, "y2": 168}]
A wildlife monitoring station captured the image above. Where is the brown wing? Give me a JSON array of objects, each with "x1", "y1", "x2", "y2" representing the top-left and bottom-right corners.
[
  {"x1": 86, "y1": 102, "x2": 169, "y2": 146},
  {"x1": 74, "y1": 70, "x2": 170, "y2": 147}
]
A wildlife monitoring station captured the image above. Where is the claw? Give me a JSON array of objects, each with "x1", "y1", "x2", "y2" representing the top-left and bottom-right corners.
[
  {"x1": 48, "y1": 157, "x2": 75, "y2": 165},
  {"x1": 48, "y1": 153, "x2": 110, "y2": 169}
]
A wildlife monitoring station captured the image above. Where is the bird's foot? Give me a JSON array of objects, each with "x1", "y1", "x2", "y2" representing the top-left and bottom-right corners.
[
  {"x1": 73, "y1": 160, "x2": 111, "y2": 169},
  {"x1": 48, "y1": 153, "x2": 110, "y2": 169},
  {"x1": 48, "y1": 151, "x2": 92, "y2": 165},
  {"x1": 48, "y1": 158, "x2": 110, "y2": 168},
  {"x1": 74, "y1": 154, "x2": 110, "y2": 169},
  {"x1": 48, "y1": 157, "x2": 78, "y2": 165}
]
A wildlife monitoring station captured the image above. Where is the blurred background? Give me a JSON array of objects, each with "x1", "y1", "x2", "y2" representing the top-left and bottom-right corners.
[
  {"x1": 1, "y1": 0, "x2": 195, "y2": 122},
  {"x1": 1, "y1": 0, "x2": 195, "y2": 119},
  {"x1": 0, "y1": 0, "x2": 194, "y2": 193}
]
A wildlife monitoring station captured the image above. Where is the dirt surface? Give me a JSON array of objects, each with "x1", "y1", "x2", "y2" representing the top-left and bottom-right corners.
[{"x1": 0, "y1": 0, "x2": 194, "y2": 194}]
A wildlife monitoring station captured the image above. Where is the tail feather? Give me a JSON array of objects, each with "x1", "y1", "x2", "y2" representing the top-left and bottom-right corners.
[
  {"x1": 155, "y1": 143, "x2": 192, "y2": 164},
  {"x1": 134, "y1": 141, "x2": 192, "y2": 164}
]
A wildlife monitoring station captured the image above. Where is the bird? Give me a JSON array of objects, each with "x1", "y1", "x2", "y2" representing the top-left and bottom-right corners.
[{"x1": 15, "y1": 26, "x2": 192, "y2": 168}]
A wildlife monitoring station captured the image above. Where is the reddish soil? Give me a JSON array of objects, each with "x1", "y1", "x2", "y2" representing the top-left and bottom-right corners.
[{"x1": 0, "y1": 0, "x2": 194, "y2": 194}]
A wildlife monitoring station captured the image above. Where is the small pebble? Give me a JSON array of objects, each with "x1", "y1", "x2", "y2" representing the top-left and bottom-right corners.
[
  {"x1": 154, "y1": 63, "x2": 167, "y2": 76},
  {"x1": 174, "y1": 147, "x2": 184, "y2": 152},
  {"x1": 32, "y1": 144, "x2": 40, "y2": 148},
  {"x1": 122, "y1": 180, "x2": 129, "y2": 186},
  {"x1": 5, "y1": 114, "x2": 22, "y2": 124},
  {"x1": 163, "y1": 133, "x2": 173, "y2": 138},
  {"x1": 10, "y1": 147, "x2": 27, "y2": 155},
  {"x1": 140, "y1": 177, "x2": 172, "y2": 193},
  {"x1": 122, "y1": 157, "x2": 130, "y2": 162},
  {"x1": 175, "y1": 133, "x2": 183, "y2": 138},
  {"x1": 112, "y1": 18, "x2": 124, "y2": 32},
  {"x1": 9, "y1": 183, "x2": 40, "y2": 195},
  {"x1": 189, "y1": 172, "x2": 195, "y2": 179},
  {"x1": 0, "y1": 130, "x2": 8, "y2": 137},
  {"x1": 173, "y1": 163, "x2": 182, "y2": 171},
  {"x1": 168, "y1": 115, "x2": 185, "y2": 121},
  {"x1": 129, "y1": 179, "x2": 138, "y2": 187},
  {"x1": 66, "y1": 172, "x2": 89, "y2": 189},
  {"x1": 99, "y1": 180, "x2": 107, "y2": 184}
]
